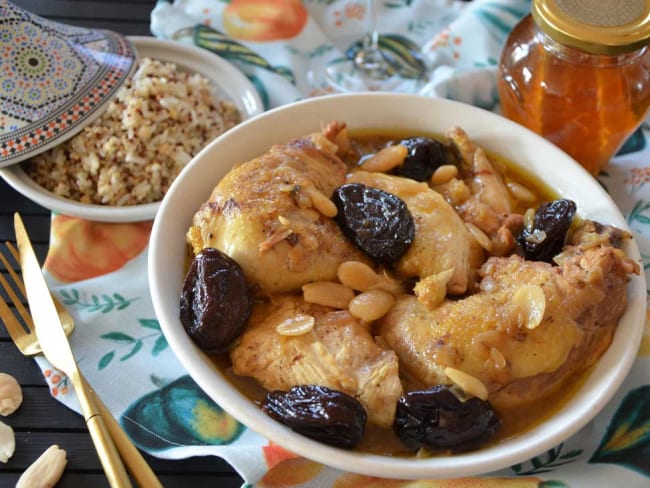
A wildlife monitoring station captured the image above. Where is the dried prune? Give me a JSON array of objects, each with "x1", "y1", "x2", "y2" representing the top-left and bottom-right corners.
[
  {"x1": 393, "y1": 136, "x2": 450, "y2": 182},
  {"x1": 332, "y1": 183, "x2": 414, "y2": 263},
  {"x1": 520, "y1": 199, "x2": 577, "y2": 263},
  {"x1": 180, "y1": 247, "x2": 253, "y2": 353},
  {"x1": 393, "y1": 385, "x2": 500, "y2": 452},
  {"x1": 262, "y1": 385, "x2": 367, "y2": 449}
]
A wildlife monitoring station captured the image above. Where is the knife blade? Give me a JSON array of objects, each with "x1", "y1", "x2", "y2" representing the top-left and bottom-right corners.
[{"x1": 14, "y1": 213, "x2": 133, "y2": 488}]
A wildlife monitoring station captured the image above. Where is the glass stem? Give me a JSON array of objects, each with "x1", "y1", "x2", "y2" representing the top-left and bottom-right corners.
[{"x1": 354, "y1": 1, "x2": 388, "y2": 76}]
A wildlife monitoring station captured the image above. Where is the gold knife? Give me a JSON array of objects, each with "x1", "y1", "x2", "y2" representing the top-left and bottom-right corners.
[{"x1": 15, "y1": 213, "x2": 133, "y2": 488}]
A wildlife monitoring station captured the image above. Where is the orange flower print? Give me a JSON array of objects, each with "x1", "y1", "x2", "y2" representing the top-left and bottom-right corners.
[
  {"x1": 257, "y1": 456, "x2": 323, "y2": 487},
  {"x1": 44, "y1": 215, "x2": 152, "y2": 283},
  {"x1": 333, "y1": 475, "x2": 544, "y2": 488},
  {"x1": 344, "y1": 2, "x2": 366, "y2": 21},
  {"x1": 223, "y1": 0, "x2": 308, "y2": 42},
  {"x1": 333, "y1": 2, "x2": 366, "y2": 27},
  {"x1": 44, "y1": 368, "x2": 69, "y2": 397},
  {"x1": 626, "y1": 166, "x2": 650, "y2": 186}
]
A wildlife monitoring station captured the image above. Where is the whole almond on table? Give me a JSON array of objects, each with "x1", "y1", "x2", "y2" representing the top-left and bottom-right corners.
[
  {"x1": 0, "y1": 372, "x2": 23, "y2": 416},
  {"x1": 0, "y1": 420, "x2": 15, "y2": 463},
  {"x1": 16, "y1": 445, "x2": 67, "y2": 488}
]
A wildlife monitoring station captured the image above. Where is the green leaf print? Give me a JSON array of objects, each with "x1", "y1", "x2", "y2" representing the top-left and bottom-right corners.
[
  {"x1": 120, "y1": 340, "x2": 143, "y2": 361},
  {"x1": 101, "y1": 332, "x2": 136, "y2": 343},
  {"x1": 627, "y1": 199, "x2": 650, "y2": 227},
  {"x1": 473, "y1": 1, "x2": 530, "y2": 44},
  {"x1": 152, "y1": 336, "x2": 168, "y2": 356},
  {"x1": 510, "y1": 443, "x2": 582, "y2": 475},
  {"x1": 191, "y1": 24, "x2": 296, "y2": 84},
  {"x1": 58, "y1": 288, "x2": 138, "y2": 314},
  {"x1": 384, "y1": 0, "x2": 414, "y2": 8},
  {"x1": 139, "y1": 319, "x2": 161, "y2": 330},
  {"x1": 617, "y1": 127, "x2": 646, "y2": 156},
  {"x1": 590, "y1": 385, "x2": 650, "y2": 476},
  {"x1": 98, "y1": 351, "x2": 115, "y2": 371},
  {"x1": 97, "y1": 319, "x2": 167, "y2": 369}
]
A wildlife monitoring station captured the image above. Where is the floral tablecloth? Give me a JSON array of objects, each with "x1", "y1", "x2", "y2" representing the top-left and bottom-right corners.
[{"x1": 32, "y1": 1, "x2": 650, "y2": 487}]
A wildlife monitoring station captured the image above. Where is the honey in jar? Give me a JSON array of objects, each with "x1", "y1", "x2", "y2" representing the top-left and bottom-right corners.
[{"x1": 497, "y1": 0, "x2": 650, "y2": 176}]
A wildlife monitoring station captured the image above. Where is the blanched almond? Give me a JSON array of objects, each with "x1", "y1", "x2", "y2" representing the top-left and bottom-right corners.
[
  {"x1": 0, "y1": 372, "x2": 22, "y2": 416},
  {"x1": 360, "y1": 144, "x2": 408, "y2": 172},
  {"x1": 337, "y1": 261, "x2": 379, "y2": 292},
  {"x1": 349, "y1": 289, "x2": 395, "y2": 322},
  {"x1": 16, "y1": 444, "x2": 67, "y2": 488},
  {"x1": 0, "y1": 421, "x2": 15, "y2": 463},
  {"x1": 304, "y1": 186, "x2": 337, "y2": 218},
  {"x1": 302, "y1": 281, "x2": 355, "y2": 309}
]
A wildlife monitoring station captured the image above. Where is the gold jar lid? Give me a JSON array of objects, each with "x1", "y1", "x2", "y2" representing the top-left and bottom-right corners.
[{"x1": 532, "y1": 0, "x2": 650, "y2": 54}]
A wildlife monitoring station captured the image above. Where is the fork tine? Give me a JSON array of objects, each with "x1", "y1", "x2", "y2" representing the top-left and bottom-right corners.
[
  {"x1": 0, "y1": 271, "x2": 36, "y2": 355},
  {"x1": 0, "y1": 285, "x2": 24, "y2": 340},
  {"x1": 0, "y1": 242, "x2": 34, "y2": 329}
]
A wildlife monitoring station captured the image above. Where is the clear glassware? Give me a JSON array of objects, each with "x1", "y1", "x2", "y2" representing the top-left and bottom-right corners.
[{"x1": 308, "y1": 0, "x2": 428, "y2": 93}]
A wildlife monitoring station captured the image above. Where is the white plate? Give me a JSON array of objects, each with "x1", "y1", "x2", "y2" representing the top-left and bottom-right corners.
[
  {"x1": 149, "y1": 93, "x2": 646, "y2": 480},
  {"x1": 0, "y1": 36, "x2": 263, "y2": 223}
]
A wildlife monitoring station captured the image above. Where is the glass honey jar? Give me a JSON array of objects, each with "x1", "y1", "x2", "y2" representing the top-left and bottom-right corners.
[{"x1": 497, "y1": 0, "x2": 650, "y2": 176}]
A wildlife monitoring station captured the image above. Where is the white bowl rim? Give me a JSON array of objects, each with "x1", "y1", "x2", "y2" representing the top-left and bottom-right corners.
[
  {"x1": 0, "y1": 36, "x2": 263, "y2": 223},
  {"x1": 149, "y1": 92, "x2": 646, "y2": 479}
]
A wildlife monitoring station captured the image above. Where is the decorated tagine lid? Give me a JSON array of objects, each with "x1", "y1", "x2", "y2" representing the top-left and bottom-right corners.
[{"x1": 0, "y1": 0, "x2": 136, "y2": 167}]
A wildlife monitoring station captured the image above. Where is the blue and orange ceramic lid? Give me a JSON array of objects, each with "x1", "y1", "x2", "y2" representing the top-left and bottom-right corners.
[{"x1": 0, "y1": 0, "x2": 136, "y2": 167}]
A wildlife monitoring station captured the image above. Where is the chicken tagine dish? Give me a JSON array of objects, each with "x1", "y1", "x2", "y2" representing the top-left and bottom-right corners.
[{"x1": 179, "y1": 121, "x2": 639, "y2": 455}]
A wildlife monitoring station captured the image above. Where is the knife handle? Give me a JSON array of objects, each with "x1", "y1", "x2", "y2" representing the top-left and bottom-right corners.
[
  {"x1": 73, "y1": 372, "x2": 133, "y2": 488},
  {"x1": 83, "y1": 377, "x2": 164, "y2": 488}
]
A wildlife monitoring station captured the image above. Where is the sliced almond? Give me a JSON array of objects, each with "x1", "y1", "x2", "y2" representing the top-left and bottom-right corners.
[
  {"x1": 444, "y1": 367, "x2": 489, "y2": 401},
  {"x1": 276, "y1": 314, "x2": 315, "y2": 336},
  {"x1": 512, "y1": 283, "x2": 546, "y2": 330}
]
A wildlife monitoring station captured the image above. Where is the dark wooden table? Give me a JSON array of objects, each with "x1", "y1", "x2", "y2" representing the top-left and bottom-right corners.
[{"x1": 0, "y1": 1, "x2": 245, "y2": 486}]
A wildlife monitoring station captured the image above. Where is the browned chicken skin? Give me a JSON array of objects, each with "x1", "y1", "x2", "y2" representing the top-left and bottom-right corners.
[
  {"x1": 230, "y1": 295, "x2": 403, "y2": 428},
  {"x1": 447, "y1": 126, "x2": 523, "y2": 256},
  {"x1": 378, "y1": 222, "x2": 638, "y2": 411},
  {"x1": 187, "y1": 126, "x2": 368, "y2": 294}
]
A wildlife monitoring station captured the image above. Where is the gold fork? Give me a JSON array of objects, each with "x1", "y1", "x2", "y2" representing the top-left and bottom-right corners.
[{"x1": 0, "y1": 241, "x2": 163, "y2": 488}]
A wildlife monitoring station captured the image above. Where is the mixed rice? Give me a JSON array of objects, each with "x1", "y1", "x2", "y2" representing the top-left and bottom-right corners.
[{"x1": 25, "y1": 57, "x2": 241, "y2": 206}]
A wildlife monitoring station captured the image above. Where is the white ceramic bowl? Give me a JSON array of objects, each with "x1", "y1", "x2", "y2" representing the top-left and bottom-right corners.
[
  {"x1": 0, "y1": 36, "x2": 263, "y2": 223},
  {"x1": 148, "y1": 93, "x2": 646, "y2": 479}
]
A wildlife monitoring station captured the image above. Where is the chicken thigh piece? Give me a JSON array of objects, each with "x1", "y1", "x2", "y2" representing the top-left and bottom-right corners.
[
  {"x1": 447, "y1": 126, "x2": 522, "y2": 255},
  {"x1": 230, "y1": 295, "x2": 403, "y2": 428},
  {"x1": 378, "y1": 221, "x2": 638, "y2": 410},
  {"x1": 346, "y1": 170, "x2": 484, "y2": 296},
  {"x1": 187, "y1": 124, "x2": 369, "y2": 294}
]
